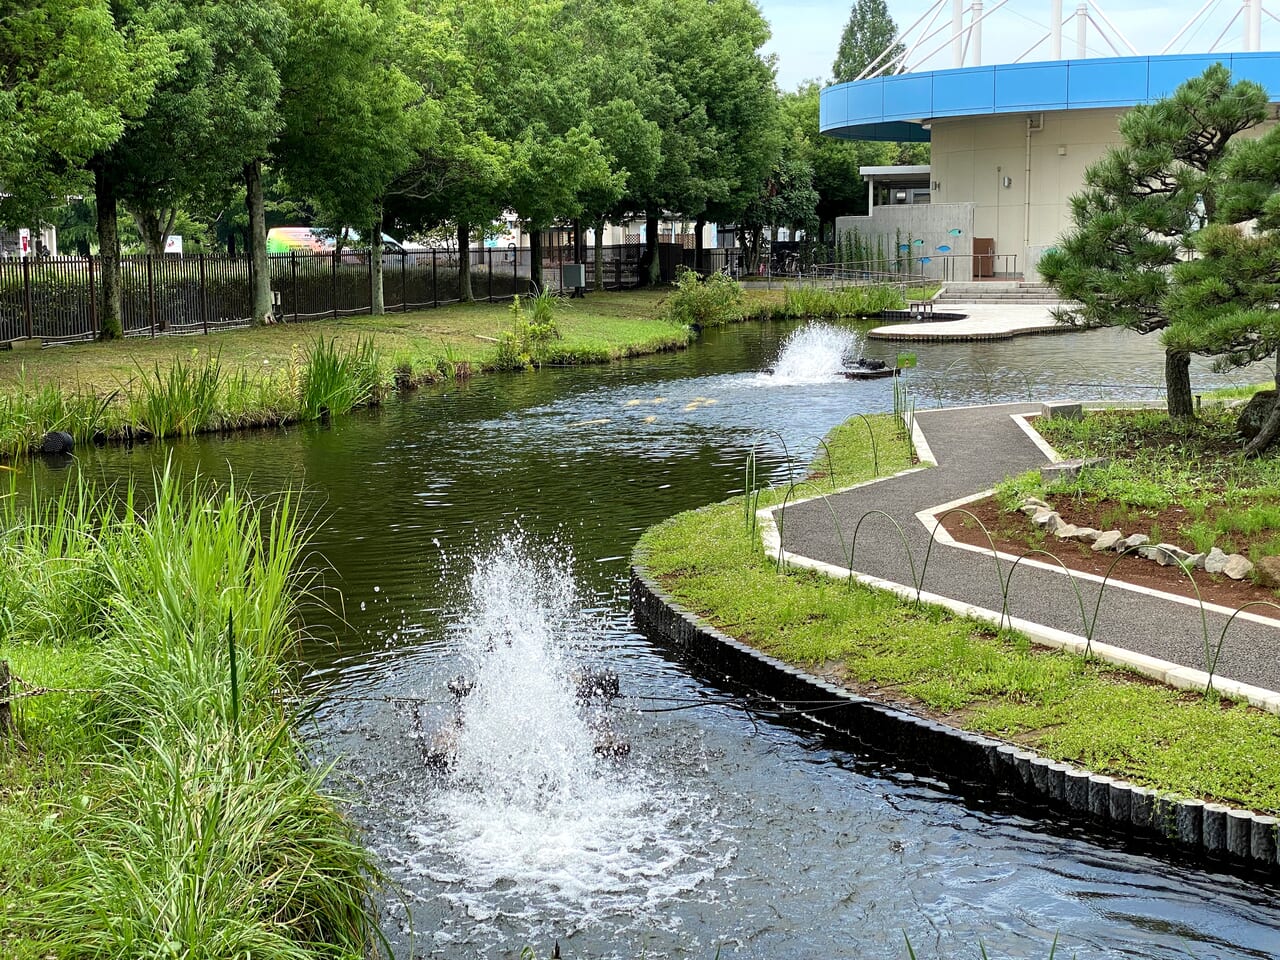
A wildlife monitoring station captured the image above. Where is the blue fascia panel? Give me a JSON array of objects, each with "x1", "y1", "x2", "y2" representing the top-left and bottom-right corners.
[
  {"x1": 994, "y1": 62, "x2": 1069, "y2": 110},
  {"x1": 931, "y1": 65, "x2": 996, "y2": 116},
  {"x1": 1066, "y1": 57, "x2": 1150, "y2": 108},
  {"x1": 1147, "y1": 54, "x2": 1226, "y2": 99},
  {"x1": 1225, "y1": 52, "x2": 1280, "y2": 97},
  {"x1": 880, "y1": 72, "x2": 934, "y2": 121}
]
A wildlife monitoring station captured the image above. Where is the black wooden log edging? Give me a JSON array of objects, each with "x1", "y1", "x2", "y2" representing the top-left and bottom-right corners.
[{"x1": 629, "y1": 562, "x2": 1280, "y2": 875}]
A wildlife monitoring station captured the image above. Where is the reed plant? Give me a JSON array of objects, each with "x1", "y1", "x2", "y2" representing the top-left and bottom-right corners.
[
  {"x1": 0, "y1": 466, "x2": 380, "y2": 957},
  {"x1": 129, "y1": 351, "x2": 225, "y2": 439},
  {"x1": 297, "y1": 336, "x2": 384, "y2": 420},
  {"x1": 0, "y1": 374, "x2": 119, "y2": 454},
  {"x1": 780, "y1": 283, "x2": 909, "y2": 319}
]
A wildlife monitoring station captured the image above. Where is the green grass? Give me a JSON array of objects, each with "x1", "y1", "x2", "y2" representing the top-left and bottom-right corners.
[
  {"x1": 636, "y1": 413, "x2": 1280, "y2": 813},
  {"x1": 0, "y1": 468, "x2": 379, "y2": 957},
  {"x1": 1001, "y1": 405, "x2": 1280, "y2": 562}
]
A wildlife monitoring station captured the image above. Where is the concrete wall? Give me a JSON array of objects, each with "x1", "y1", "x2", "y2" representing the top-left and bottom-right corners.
[
  {"x1": 835, "y1": 202, "x2": 975, "y2": 281},
  {"x1": 929, "y1": 107, "x2": 1125, "y2": 275}
]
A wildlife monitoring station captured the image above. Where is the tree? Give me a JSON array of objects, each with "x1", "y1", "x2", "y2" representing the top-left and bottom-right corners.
[
  {"x1": 0, "y1": 0, "x2": 169, "y2": 227},
  {"x1": 1039, "y1": 64, "x2": 1268, "y2": 419},
  {"x1": 832, "y1": 0, "x2": 903, "y2": 83},
  {"x1": 1165, "y1": 127, "x2": 1280, "y2": 453},
  {"x1": 631, "y1": 0, "x2": 781, "y2": 283},
  {"x1": 276, "y1": 0, "x2": 421, "y2": 314},
  {"x1": 740, "y1": 143, "x2": 819, "y2": 273}
]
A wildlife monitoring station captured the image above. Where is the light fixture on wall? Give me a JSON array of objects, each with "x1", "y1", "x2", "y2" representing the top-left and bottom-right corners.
[{"x1": 1001, "y1": 176, "x2": 1013, "y2": 188}]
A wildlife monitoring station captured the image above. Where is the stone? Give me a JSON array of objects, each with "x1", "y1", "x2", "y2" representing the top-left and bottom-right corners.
[
  {"x1": 1091, "y1": 530, "x2": 1124, "y2": 552},
  {"x1": 1222, "y1": 554, "x2": 1254, "y2": 581},
  {"x1": 1041, "y1": 401, "x2": 1083, "y2": 420},
  {"x1": 1235, "y1": 389, "x2": 1278, "y2": 441},
  {"x1": 1204, "y1": 547, "x2": 1230, "y2": 574},
  {"x1": 1018, "y1": 503, "x2": 1043, "y2": 516},
  {"x1": 1073, "y1": 527, "x2": 1101, "y2": 542},
  {"x1": 1143, "y1": 543, "x2": 1194, "y2": 567},
  {"x1": 1053, "y1": 523, "x2": 1082, "y2": 540},
  {"x1": 1187, "y1": 553, "x2": 1206, "y2": 571},
  {"x1": 1039, "y1": 456, "x2": 1110, "y2": 483},
  {"x1": 1031, "y1": 510, "x2": 1061, "y2": 530},
  {"x1": 1255, "y1": 555, "x2": 1280, "y2": 589},
  {"x1": 1019, "y1": 497, "x2": 1050, "y2": 510},
  {"x1": 1120, "y1": 533, "x2": 1149, "y2": 552}
]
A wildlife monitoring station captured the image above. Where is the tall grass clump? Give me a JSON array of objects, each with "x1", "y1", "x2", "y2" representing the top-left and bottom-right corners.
[
  {"x1": 298, "y1": 336, "x2": 384, "y2": 420},
  {"x1": 0, "y1": 373, "x2": 119, "y2": 455},
  {"x1": 0, "y1": 466, "x2": 380, "y2": 957},
  {"x1": 130, "y1": 351, "x2": 224, "y2": 438},
  {"x1": 492, "y1": 290, "x2": 564, "y2": 370},
  {"x1": 781, "y1": 283, "x2": 908, "y2": 319},
  {"x1": 662, "y1": 268, "x2": 744, "y2": 327}
]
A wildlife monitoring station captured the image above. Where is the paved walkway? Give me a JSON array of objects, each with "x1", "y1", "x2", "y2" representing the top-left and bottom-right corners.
[
  {"x1": 869, "y1": 303, "x2": 1068, "y2": 341},
  {"x1": 776, "y1": 403, "x2": 1280, "y2": 700}
]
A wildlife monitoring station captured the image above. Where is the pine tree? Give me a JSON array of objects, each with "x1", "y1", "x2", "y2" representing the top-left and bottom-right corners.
[
  {"x1": 1039, "y1": 64, "x2": 1268, "y2": 419},
  {"x1": 832, "y1": 0, "x2": 903, "y2": 82}
]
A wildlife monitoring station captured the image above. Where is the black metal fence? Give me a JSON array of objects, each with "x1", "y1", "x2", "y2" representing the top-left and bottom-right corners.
[{"x1": 0, "y1": 243, "x2": 651, "y2": 345}]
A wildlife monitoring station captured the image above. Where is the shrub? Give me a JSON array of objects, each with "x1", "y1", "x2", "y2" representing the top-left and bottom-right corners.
[{"x1": 662, "y1": 268, "x2": 744, "y2": 327}]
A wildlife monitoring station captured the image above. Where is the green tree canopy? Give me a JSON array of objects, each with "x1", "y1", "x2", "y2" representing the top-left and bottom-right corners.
[
  {"x1": 0, "y1": 0, "x2": 170, "y2": 224},
  {"x1": 832, "y1": 0, "x2": 903, "y2": 82}
]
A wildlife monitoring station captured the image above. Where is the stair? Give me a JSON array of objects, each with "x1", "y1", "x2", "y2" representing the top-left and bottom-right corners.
[{"x1": 935, "y1": 282, "x2": 1065, "y2": 304}]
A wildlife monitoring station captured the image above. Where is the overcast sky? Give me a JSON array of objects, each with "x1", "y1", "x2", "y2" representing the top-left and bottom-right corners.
[{"x1": 756, "y1": 0, "x2": 1279, "y2": 90}]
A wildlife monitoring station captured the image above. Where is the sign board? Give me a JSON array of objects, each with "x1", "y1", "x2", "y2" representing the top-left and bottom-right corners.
[
  {"x1": 164, "y1": 235, "x2": 183, "y2": 255},
  {"x1": 17, "y1": 228, "x2": 30, "y2": 256}
]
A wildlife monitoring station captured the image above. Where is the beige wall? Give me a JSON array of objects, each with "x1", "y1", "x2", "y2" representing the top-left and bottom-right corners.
[{"x1": 929, "y1": 107, "x2": 1127, "y2": 275}]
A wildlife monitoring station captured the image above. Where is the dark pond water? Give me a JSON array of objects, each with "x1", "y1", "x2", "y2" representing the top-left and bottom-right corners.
[{"x1": 30, "y1": 320, "x2": 1280, "y2": 959}]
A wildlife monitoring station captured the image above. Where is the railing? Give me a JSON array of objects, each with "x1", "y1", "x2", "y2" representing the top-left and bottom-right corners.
[
  {"x1": 808, "y1": 253, "x2": 1020, "y2": 284},
  {"x1": 0, "y1": 244, "x2": 647, "y2": 346}
]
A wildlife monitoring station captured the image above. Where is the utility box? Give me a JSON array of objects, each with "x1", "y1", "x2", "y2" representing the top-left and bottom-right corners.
[{"x1": 561, "y1": 263, "x2": 586, "y2": 292}]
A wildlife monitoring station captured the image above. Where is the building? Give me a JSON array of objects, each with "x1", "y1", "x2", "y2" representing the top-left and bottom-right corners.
[{"x1": 819, "y1": 1, "x2": 1280, "y2": 281}]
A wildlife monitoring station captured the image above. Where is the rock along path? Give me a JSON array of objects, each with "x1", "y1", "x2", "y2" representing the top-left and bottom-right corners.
[{"x1": 776, "y1": 402, "x2": 1280, "y2": 703}]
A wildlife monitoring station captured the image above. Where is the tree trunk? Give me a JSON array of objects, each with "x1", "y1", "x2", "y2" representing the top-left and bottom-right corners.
[
  {"x1": 93, "y1": 166, "x2": 123, "y2": 340},
  {"x1": 1165, "y1": 348, "x2": 1194, "y2": 420},
  {"x1": 572, "y1": 218, "x2": 584, "y2": 264},
  {"x1": 1242, "y1": 351, "x2": 1280, "y2": 456},
  {"x1": 642, "y1": 213, "x2": 660, "y2": 286},
  {"x1": 128, "y1": 206, "x2": 177, "y2": 256},
  {"x1": 694, "y1": 214, "x2": 706, "y2": 274},
  {"x1": 593, "y1": 218, "x2": 604, "y2": 293},
  {"x1": 457, "y1": 220, "x2": 472, "y2": 302},
  {"x1": 244, "y1": 159, "x2": 273, "y2": 325},
  {"x1": 227, "y1": 230, "x2": 236, "y2": 257},
  {"x1": 529, "y1": 227, "x2": 544, "y2": 292},
  {"x1": 370, "y1": 209, "x2": 384, "y2": 316}
]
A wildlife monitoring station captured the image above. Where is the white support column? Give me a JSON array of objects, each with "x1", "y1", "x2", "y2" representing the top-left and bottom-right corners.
[
  {"x1": 1076, "y1": 3, "x2": 1088, "y2": 57},
  {"x1": 971, "y1": 0, "x2": 984, "y2": 64},
  {"x1": 953, "y1": 0, "x2": 966, "y2": 67},
  {"x1": 1052, "y1": 0, "x2": 1063, "y2": 57},
  {"x1": 1247, "y1": 0, "x2": 1263, "y2": 50}
]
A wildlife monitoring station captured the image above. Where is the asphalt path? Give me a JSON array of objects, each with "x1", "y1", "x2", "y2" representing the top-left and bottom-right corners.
[{"x1": 778, "y1": 403, "x2": 1280, "y2": 695}]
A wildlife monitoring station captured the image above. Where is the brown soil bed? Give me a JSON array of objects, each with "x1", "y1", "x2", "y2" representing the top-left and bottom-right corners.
[{"x1": 941, "y1": 495, "x2": 1280, "y2": 613}]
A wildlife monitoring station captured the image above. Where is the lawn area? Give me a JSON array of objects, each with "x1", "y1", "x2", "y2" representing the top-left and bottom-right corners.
[
  {"x1": 635, "y1": 413, "x2": 1280, "y2": 813},
  {"x1": 0, "y1": 288, "x2": 729, "y2": 395}
]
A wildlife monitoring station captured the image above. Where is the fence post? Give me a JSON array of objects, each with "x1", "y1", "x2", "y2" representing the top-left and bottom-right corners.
[
  {"x1": 616, "y1": 249, "x2": 621, "y2": 289},
  {"x1": 21, "y1": 256, "x2": 33, "y2": 340},
  {"x1": 331, "y1": 251, "x2": 338, "y2": 320},
  {"x1": 88, "y1": 254, "x2": 98, "y2": 338},
  {"x1": 432, "y1": 249, "x2": 438, "y2": 308},
  {"x1": 290, "y1": 252, "x2": 298, "y2": 321},
  {"x1": 401, "y1": 251, "x2": 407, "y2": 312},
  {"x1": 488, "y1": 246, "x2": 494, "y2": 302},
  {"x1": 147, "y1": 255, "x2": 157, "y2": 336},
  {"x1": 199, "y1": 253, "x2": 209, "y2": 335},
  {"x1": 0, "y1": 660, "x2": 10, "y2": 740},
  {"x1": 367, "y1": 245, "x2": 373, "y2": 314}
]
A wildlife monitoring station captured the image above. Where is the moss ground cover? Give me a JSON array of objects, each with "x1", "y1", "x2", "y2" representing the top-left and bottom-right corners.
[
  {"x1": 0, "y1": 469, "x2": 379, "y2": 957},
  {"x1": 635, "y1": 414, "x2": 1280, "y2": 813}
]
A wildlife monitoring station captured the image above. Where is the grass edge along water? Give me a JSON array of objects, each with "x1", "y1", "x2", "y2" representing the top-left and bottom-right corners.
[{"x1": 0, "y1": 464, "x2": 382, "y2": 959}]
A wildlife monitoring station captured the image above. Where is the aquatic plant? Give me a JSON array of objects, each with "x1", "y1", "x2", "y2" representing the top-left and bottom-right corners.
[
  {"x1": 130, "y1": 351, "x2": 224, "y2": 438},
  {"x1": 297, "y1": 336, "x2": 383, "y2": 420},
  {"x1": 662, "y1": 268, "x2": 745, "y2": 328}
]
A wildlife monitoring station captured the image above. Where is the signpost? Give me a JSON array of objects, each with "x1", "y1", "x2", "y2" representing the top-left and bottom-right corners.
[{"x1": 17, "y1": 228, "x2": 30, "y2": 257}]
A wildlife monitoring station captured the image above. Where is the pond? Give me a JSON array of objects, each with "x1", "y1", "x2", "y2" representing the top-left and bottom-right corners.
[{"x1": 31, "y1": 320, "x2": 1280, "y2": 958}]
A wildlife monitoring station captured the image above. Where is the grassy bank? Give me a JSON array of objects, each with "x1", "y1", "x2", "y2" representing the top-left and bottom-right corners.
[
  {"x1": 0, "y1": 279, "x2": 930, "y2": 461},
  {"x1": 634, "y1": 414, "x2": 1280, "y2": 813},
  {"x1": 0, "y1": 468, "x2": 378, "y2": 957}
]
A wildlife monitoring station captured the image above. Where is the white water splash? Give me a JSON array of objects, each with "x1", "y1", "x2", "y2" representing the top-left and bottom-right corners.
[
  {"x1": 764, "y1": 322, "x2": 857, "y2": 384},
  {"x1": 404, "y1": 536, "x2": 720, "y2": 938}
]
